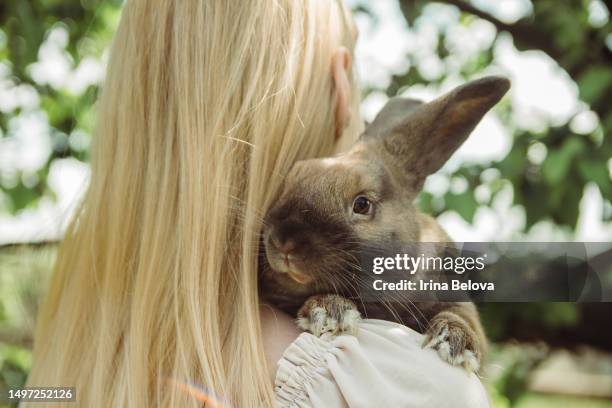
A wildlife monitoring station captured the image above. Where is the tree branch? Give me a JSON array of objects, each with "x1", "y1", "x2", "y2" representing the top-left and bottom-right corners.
[
  {"x1": 399, "y1": 0, "x2": 612, "y2": 117},
  {"x1": 0, "y1": 240, "x2": 59, "y2": 251},
  {"x1": 434, "y1": 0, "x2": 512, "y2": 29},
  {"x1": 424, "y1": 0, "x2": 564, "y2": 61},
  {"x1": 0, "y1": 327, "x2": 33, "y2": 349}
]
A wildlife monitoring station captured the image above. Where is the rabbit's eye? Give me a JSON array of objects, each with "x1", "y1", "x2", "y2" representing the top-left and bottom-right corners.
[{"x1": 352, "y1": 196, "x2": 372, "y2": 215}]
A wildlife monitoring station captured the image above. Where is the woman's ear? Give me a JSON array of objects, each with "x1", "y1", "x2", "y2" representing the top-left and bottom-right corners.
[{"x1": 332, "y1": 47, "x2": 352, "y2": 140}]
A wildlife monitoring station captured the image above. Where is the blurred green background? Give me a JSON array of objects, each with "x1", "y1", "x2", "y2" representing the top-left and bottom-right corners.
[{"x1": 0, "y1": 0, "x2": 611, "y2": 407}]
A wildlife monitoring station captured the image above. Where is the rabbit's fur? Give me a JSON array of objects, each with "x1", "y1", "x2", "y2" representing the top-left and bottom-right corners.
[{"x1": 260, "y1": 76, "x2": 510, "y2": 371}]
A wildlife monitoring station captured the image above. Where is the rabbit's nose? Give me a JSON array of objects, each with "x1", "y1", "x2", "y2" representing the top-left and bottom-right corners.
[{"x1": 270, "y1": 233, "x2": 296, "y2": 255}]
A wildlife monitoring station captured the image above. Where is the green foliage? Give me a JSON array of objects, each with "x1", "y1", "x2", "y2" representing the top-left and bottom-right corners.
[
  {"x1": 444, "y1": 189, "x2": 478, "y2": 223},
  {"x1": 0, "y1": 0, "x2": 122, "y2": 214},
  {"x1": 1, "y1": 344, "x2": 30, "y2": 389},
  {"x1": 393, "y1": 0, "x2": 612, "y2": 231},
  {"x1": 517, "y1": 394, "x2": 612, "y2": 408},
  {"x1": 0, "y1": 245, "x2": 55, "y2": 405},
  {"x1": 578, "y1": 65, "x2": 612, "y2": 105},
  {"x1": 480, "y1": 303, "x2": 579, "y2": 341},
  {"x1": 487, "y1": 343, "x2": 549, "y2": 406},
  {"x1": 1, "y1": 0, "x2": 610, "y2": 232}
]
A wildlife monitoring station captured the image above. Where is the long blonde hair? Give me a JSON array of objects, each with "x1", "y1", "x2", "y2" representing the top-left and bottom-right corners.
[{"x1": 26, "y1": 1, "x2": 357, "y2": 406}]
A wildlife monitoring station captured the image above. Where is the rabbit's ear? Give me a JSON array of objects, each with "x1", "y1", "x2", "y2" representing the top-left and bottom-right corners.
[
  {"x1": 363, "y1": 76, "x2": 510, "y2": 191},
  {"x1": 363, "y1": 98, "x2": 423, "y2": 137}
]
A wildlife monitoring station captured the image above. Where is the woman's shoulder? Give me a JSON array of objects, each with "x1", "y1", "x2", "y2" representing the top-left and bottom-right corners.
[
  {"x1": 261, "y1": 304, "x2": 304, "y2": 384},
  {"x1": 275, "y1": 319, "x2": 490, "y2": 408}
]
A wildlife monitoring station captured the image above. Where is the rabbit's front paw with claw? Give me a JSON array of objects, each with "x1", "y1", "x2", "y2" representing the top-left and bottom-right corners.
[
  {"x1": 423, "y1": 311, "x2": 482, "y2": 372},
  {"x1": 297, "y1": 294, "x2": 361, "y2": 336}
]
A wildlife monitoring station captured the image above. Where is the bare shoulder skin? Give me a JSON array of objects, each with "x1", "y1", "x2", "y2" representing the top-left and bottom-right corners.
[
  {"x1": 260, "y1": 304, "x2": 302, "y2": 383},
  {"x1": 259, "y1": 77, "x2": 510, "y2": 372}
]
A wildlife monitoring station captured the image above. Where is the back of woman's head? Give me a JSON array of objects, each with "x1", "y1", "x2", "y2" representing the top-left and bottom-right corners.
[{"x1": 26, "y1": 0, "x2": 358, "y2": 406}]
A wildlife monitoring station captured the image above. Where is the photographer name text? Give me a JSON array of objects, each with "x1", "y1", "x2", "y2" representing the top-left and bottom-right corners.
[{"x1": 372, "y1": 279, "x2": 494, "y2": 291}]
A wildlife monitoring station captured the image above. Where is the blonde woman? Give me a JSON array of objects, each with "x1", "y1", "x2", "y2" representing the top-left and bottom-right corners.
[{"x1": 26, "y1": 1, "x2": 489, "y2": 407}]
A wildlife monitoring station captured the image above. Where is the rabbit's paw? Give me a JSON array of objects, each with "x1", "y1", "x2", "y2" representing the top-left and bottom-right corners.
[
  {"x1": 297, "y1": 295, "x2": 361, "y2": 336},
  {"x1": 423, "y1": 313, "x2": 481, "y2": 372}
]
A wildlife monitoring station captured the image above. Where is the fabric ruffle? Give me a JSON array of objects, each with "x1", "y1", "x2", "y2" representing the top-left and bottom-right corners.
[
  {"x1": 274, "y1": 332, "x2": 338, "y2": 407},
  {"x1": 273, "y1": 319, "x2": 490, "y2": 408}
]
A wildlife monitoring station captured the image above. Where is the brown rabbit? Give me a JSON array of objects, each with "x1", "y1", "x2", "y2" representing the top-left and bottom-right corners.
[{"x1": 259, "y1": 76, "x2": 510, "y2": 372}]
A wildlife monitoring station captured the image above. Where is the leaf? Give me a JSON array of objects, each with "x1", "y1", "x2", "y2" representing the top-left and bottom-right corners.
[
  {"x1": 417, "y1": 191, "x2": 434, "y2": 214},
  {"x1": 577, "y1": 65, "x2": 612, "y2": 105},
  {"x1": 578, "y1": 161, "x2": 612, "y2": 198},
  {"x1": 4, "y1": 182, "x2": 40, "y2": 213},
  {"x1": 398, "y1": 0, "x2": 426, "y2": 26},
  {"x1": 0, "y1": 359, "x2": 29, "y2": 390},
  {"x1": 518, "y1": 182, "x2": 551, "y2": 229},
  {"x1": 444, "y1": 190, "x2": 478, "y2": 223},
  {"x1": 498, "y1": 144, "x2": 528, "y2": 180},
  {"x1": 551, "y1": 178, "x2": 582, "y2": 227},
  {"x1": 541, "y1": 138, "x2": 584, "y2": 186}
]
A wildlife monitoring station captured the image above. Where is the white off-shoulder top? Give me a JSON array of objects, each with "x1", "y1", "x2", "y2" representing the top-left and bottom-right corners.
[{"x1": 274, "y1": 319, "x2": 490, "y2": 408}]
